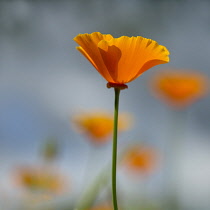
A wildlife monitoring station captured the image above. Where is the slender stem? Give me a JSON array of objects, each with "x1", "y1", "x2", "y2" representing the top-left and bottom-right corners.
[{"x1": 112, "y1": 88, "x2": 120, "y2": 210}]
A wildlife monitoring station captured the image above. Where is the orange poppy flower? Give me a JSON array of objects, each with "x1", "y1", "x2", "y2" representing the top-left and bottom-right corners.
[
  {"x1": 123, "y1": 145, "x2": 158, "y2": 175},
  {"x1": 151, "y1": 70, "x2": 208, "y2": 109},
  {"x1": 15, "y1": 166, "x2": 67, "y2": 194},
  {"x1": 73, "y1": 32, "x2": 169, "y2": 88},
  {"x1": 72, "y1": 111, "x2": 132, "y2": 144},
  {"x1": 89, "y1": 203, "x2": 112, "y2": 210}
]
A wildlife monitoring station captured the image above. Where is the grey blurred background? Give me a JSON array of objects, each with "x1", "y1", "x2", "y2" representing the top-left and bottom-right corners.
[{"x1": 0, "y1": 0, "x2": 210, "y2": 209}]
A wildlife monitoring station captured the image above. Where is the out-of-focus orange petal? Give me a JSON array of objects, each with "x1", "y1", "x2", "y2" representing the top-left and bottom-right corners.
[
  {"x1": 90, "y1": 203, "x2": 112, "y2": 210},
  {"x1": 74, "y1": 32, "x2": 115, "y2": 82},
  {"x1": 151, "y1": 70, "x2": 209, "y2": 109},
  {"x1": 72, "y1": 111, "x2": 132, "y2": 144},
  {"x1": 123, "y1": 145, "x2": 158, "y2": 175},
  {"x1": 15, "y1": 166, "x2": 67, "y2": 194},
  {"x1": 72, "y1": 111, "x2": 113, "y2": 143}
]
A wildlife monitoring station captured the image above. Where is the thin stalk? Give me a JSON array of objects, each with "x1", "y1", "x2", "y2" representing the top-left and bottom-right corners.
[{"x1": 112, "y1": 88, "x2": 120, "y2": 210}]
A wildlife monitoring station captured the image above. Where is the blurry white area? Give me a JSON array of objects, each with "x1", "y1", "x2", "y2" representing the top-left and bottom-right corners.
[
  {"x1": 0, "y1": 0, "x2": 210, "y2": 209},
  {"x1": 178, "y1": 135, "x2": 210, "y2": 210}
]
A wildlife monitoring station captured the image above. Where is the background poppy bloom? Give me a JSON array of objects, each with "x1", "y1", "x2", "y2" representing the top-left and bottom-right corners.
[
  {"x1": 72, "y1": 111, "x2": 132, "y2": 144},
  {"x1": 89, "y1": 204, "x2": 112, "y2": 210},
  {"x1": 123, "y1": 145, "x2": 158, "y2": 175},
  {"x1": 15, "y1": 166, "x2": 66, "y2": 194},
  {"x1": 74, "y1": 32, "x2": 169, "y2": 86},
  {"x1": 150, "y1": 70, "x2": 208, "y2": 109}
]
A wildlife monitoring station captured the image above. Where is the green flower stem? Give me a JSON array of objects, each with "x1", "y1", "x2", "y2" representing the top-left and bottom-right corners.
[
  {"x1": 112, "y1": 88, "x2": 121, "y2": 210},
  {"x1": 76, "y1": 148, "x2": 127, "y2": 210},
  {"x1": 76, "y1": 145, "x2": 129, "y2": 210}
]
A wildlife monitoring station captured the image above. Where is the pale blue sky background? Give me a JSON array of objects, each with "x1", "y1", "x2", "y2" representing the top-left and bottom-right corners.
[{"x1": 0, "y1": 0, "x2": 210, "y2": 209}]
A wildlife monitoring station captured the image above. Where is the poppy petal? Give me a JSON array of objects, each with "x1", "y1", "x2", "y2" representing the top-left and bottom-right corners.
[
  {"x1": 98, "y1": 36, "x2": 169, "y2": 83},
  {"x1": 74, "y1": 32, "x2": 114, "y2": 82},
  {"x1": 130, "y1": 44, "x2": 169, "y2": 82},
  {"x1": 76, "y1": 46, "x2": 98, "y2": 70},
  {"x1": 73, "y1": 32, "x2": 170, "y2": 85},
  {"x1": 98, "y1": 41, "x2": 122, "y2": 82}
]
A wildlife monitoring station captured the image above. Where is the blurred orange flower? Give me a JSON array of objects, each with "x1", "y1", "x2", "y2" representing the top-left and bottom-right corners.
[
  {"x1": 72, "y1": 111, "x2": 132, "y2": 144},
  {"x1": 89, "y1": 203, "x2": 112, "y2": 210},
  {"x1": 151, "y1": 70, "x2": 208, "y2": 109},
  {"x1": 74, "y1": 32, "x2": 169, "y2": 88},
  {"x1": 15, "y1": 166, "x2": 66, "y2": 194},
  {"x1": 123, "y1": 145, "x2": 158, "y2": 175}
]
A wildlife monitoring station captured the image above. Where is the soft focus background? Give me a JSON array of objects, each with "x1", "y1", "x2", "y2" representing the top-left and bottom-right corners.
[{"x1": 0, "y1": 0, "x2": 210, "y2": 209}]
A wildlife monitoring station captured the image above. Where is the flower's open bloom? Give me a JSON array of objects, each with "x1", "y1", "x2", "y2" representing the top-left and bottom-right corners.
[
  {"x1": 73, "y1": 32, "x2": 169, "y2": 87},
  {"x1": 151, "y1": 70, "x2": 208, "y2": 109},
  {"x1": 72, "y1": 111, "x2": 132, "y2": 144},
  {"x1": 123, "y1": 145, "x2": 158, "y2": 175}
]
